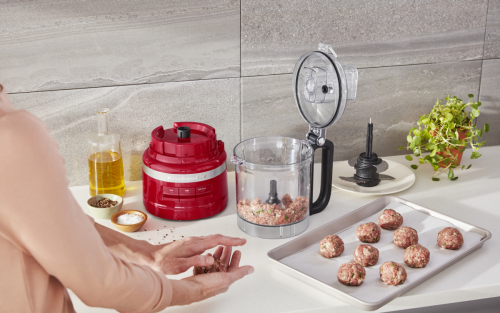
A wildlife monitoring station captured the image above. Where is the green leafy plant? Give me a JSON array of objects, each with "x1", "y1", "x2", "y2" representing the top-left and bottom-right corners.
[{"x1": 400, "y1": 94, "x2": 489, "y2": 181}]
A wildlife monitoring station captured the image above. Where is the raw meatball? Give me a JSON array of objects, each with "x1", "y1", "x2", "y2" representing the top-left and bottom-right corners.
[
  {"x1": 356, "y1": 222, "x2": 381, "y2": 243},
  {"x1": 379, "y1": 261, "x2": 407, "y2": 286},
  {"x1": 378, "y1": 209, "x2": 404, "y2": 230},
  {"x1": 404, "y1": 244, "x2": 430, "y2": 268},
  {"x1": 193, "y1": 258, "x2": 227, "y2": 275},
  {"x1": 437, "y1": 227, "x2": 464, "y2": 250},
  {"x1": 337, "y1": 262, "x2": 366, "y2": 286},
  {"x1": 319, "y1": 235, "x2": 344, "y2": 258},
  {"x1": 393, "y1": 226, "x2": 418, "y2": 249},
  {"x1": 353, "y1": 244, "x2": 379, "y2": 267}
]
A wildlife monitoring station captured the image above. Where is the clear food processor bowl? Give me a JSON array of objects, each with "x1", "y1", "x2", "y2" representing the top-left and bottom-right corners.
[{"x1": 232, "y1": 137, "x2": 313, "y2": 237}]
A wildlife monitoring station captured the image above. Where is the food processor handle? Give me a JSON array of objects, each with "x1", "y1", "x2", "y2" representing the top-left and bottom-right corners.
[{"x1": 310, "y1": 139, "x2": 334, "y2": 215}]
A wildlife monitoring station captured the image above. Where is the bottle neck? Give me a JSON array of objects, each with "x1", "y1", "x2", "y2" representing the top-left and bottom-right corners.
[{"x1": 96, "y1": 108, "x2": 109, "y2": 135}]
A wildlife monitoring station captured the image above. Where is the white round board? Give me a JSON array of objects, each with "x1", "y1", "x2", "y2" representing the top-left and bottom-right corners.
[{"x1": 331, "y1": 159, "x2": 415, "y2": 195}]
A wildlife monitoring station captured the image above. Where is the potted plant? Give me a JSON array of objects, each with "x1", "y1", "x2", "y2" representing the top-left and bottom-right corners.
[{"x1": 401, "y1": 94, "x2": 489, "y2": 181}]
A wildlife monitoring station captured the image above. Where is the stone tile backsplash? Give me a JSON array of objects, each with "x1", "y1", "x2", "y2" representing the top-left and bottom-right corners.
[
  {"x1": 11, "y1": 79, "x2": 240, "y2": 186},
  {"x1": 485, "y1": 0, "x2": 500, "y2": 59},
  {"x1": 479, "y1": 59, "x2": 500, "y2": 146},
  {"x1": 0, "y1": 0, "x2": 240, "y2": 93},
  {"x1": 1, "y1": 0, "x2": 498, "y2": 186},
  {"x1": 241, "y1": 0, "x2": 488, "y2": 76}
]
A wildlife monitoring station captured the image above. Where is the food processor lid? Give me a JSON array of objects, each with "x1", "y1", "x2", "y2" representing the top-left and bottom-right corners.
[
  {"x1": 293, "y1": 43, "x2": 358, "y2": 129},
  {"x1": 150, "y1": 122, "x2": 218, "y2": 158}
]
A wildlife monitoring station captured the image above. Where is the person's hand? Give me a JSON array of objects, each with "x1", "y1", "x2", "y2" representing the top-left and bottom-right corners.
[
  {"x1": 170, "y1": 245, "x2": 254, "y2": 306},
  {"x1": 148, "y1": 234, "x2": 247, "y2": 275}
]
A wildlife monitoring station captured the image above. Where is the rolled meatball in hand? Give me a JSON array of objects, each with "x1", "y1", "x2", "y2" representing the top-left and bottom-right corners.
[
  {"x1": 337, "y1": 262, "x2": 366, "y2": 286},
  {"x1": 378, "y1": 209, "x2": 403, "y2": 230},
  {"x1": 319, "y1": 235, "x2": 344, "y2": 258},
  {"x1": 356, "y1": 222, "x2": 381, "y2": 243},
  {"x1": 380, "y1": 261, "x2": 407, "y2": 286},
  {"x1": 353, "y1": 244, "x2": 379, "y2": 267},
  {"x1": 437, "y1": 227, "x2": 464, "y2": 250},
  {"x1": 193, "y1": 258, "x2": 227, "y2": 275},
  {"x1": 404, "y1": 244, "x2": 430, "y2": 268},
  {"x1": 393, "y1": 226, "x2": 418, "y2": 249}
]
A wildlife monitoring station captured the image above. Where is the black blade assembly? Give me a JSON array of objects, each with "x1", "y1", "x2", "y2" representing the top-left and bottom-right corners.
[{"x1": 340, "y1": 120, "x2": 395, "y2": 187}]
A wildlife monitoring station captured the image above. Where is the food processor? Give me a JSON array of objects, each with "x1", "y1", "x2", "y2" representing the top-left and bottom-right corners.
[
  {"x1": 232, "y1": 44, "x2": 358, "y2": 239},
  {"x1": 142, "y1": 122, "x2": 228, "y2": 220}
]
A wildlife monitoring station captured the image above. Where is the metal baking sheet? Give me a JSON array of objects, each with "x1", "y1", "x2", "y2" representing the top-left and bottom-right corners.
[{"x1": 267, "y1": 196, "x2": 492, "y2": 311}]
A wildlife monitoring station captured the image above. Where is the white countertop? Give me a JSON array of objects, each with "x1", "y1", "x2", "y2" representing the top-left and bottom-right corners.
[{"x1": 69, "y1": 146, "x2": 500, "y2": 313}]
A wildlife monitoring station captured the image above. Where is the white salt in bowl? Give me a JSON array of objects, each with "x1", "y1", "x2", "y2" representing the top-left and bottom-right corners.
[
  {"x1": 111, "y1": 210, "x2": 148, "y2": 232},
  {"x1": 87, "y1": 194, "x2": 123, "y2": 219}
]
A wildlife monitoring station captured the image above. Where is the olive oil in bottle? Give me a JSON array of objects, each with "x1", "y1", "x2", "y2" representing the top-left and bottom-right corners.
[
  {"x1": 88, "y1": 109, "x2": 125, "y2": 197},
  {"x1": 89, "y1": 151, "x2": 125, "y2": 196}
]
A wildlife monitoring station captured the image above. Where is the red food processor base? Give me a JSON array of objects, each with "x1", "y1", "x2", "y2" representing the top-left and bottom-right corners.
[
  {"x1": 142, "y1": 170, "x2": 228, "y2": 220},
  {"x1": 144, "y1": 195, "x2": 228, "y2": 220}
]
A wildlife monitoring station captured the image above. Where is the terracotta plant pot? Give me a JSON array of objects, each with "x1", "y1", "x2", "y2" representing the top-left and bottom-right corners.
[{"x1": 436, "y1": 130, "x2": 468, "y2": 168}]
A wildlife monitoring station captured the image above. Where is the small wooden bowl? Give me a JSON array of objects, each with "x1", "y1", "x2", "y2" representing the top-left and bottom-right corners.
[{"x1": 111, "y1": 210, "x2": 148, "y2": 232}]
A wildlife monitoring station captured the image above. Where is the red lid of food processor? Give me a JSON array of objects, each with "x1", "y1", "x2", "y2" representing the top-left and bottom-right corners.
[
  {"x1": 145, "y1": 122, "x2": 225, "y2": 171},
  {"x1": 151, "y1": 122, "x2": 217, "y2": 156}
]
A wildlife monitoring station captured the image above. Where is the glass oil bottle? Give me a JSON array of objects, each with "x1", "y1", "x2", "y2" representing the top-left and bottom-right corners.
[{"x1": 88, "y1": 108, "x2": 125, "y2": 197}]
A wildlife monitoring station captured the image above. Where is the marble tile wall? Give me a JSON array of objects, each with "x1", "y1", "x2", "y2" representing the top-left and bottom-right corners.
[
  {"x1": 485, "y1": 0, "x2": 500, "y2": 59},
  {"x1": 1, "y1": 0, "x2": 498, "y2": 186},
  {"x1": 241, "y1": 0, "x2": 488, "y2": 75},
  {"x1": 0, "y1": 0, "x2": 240, "y2": 93},
  {"x1": 479, "y1": 59, "x2": 500, "y2": 146},
  {"x1": 10, "y1": 79, "x2": 240, "y2": 186}
]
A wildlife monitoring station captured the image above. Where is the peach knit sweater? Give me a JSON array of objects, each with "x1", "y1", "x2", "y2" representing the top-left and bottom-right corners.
[{"x1": 0, "y1": 86, "x2": 172, "y2": 312}]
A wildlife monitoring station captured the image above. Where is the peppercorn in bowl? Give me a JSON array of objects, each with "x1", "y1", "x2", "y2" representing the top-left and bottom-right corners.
[{"x1": 87, "y1": 194, "x2": 123, "y2": 219}]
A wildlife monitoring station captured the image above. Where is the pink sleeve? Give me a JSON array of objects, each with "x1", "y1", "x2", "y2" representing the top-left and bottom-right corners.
[{"x1": 0, "y1": 110, "x2": 172, "y2": 312}]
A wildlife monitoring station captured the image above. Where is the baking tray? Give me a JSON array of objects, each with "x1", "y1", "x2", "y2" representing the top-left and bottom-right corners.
[{"x1": 267, "y1": 196, "x2": 492, "y2": 311}]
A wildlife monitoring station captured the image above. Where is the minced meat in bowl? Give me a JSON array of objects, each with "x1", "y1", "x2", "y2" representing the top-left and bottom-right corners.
[{"x1": 237, "y1": 194, "x2": 308, "y2": 226}]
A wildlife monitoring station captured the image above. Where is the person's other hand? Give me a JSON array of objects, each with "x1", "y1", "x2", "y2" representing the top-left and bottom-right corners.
[
  {"x1": 148, "y1": 234, "x2": 246, "y2": 275},
  {"x1": 169, "y1": 245, "x2": 254, "y2": 306}
]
